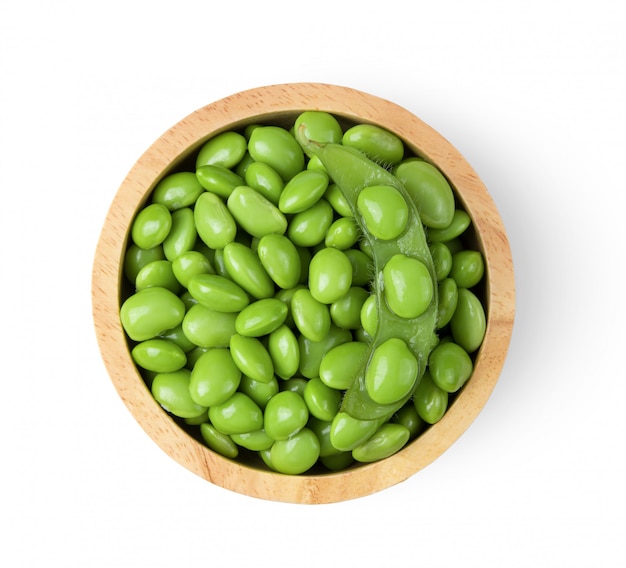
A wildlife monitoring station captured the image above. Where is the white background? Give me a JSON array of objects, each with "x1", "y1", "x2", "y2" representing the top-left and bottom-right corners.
[{"x1": 2, "y1": 1, "x2": 624, "y2": 566}]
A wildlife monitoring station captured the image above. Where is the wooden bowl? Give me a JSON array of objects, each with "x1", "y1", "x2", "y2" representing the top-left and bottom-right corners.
[{"x1": 92, "y1": 83, "x2": 515, "y2": 504}]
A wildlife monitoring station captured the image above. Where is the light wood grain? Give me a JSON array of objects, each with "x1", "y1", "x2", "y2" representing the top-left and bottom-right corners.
[{"x1": 92, "y1": 83, "x2": 515, "y2": 504}]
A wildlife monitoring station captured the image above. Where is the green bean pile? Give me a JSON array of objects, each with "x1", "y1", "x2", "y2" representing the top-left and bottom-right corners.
[{"x1": 120, "y1": 111, "x2": 487, "y2": 474}]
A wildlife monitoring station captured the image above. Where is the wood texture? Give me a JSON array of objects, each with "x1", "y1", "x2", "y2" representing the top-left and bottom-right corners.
[{"x1": 92, "y1": 83, "x2": 515, "y2": 504}]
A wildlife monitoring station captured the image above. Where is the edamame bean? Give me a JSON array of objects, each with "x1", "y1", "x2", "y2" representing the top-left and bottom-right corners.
[
  {"x1": 194, "y1": 191, "x2": 237, "y2": 250},
  {"x1": 324, "y1": 217, "x2": 360, "y2": 250},
  {"x1": 235, "y1": 298, "x2": 288, "y2": 337},
  {"x1": 238, "y1": 374, "x2": 279, "y2": 409},
  {"x1": 257, "y1": 234, "x2": 301, "y2": 290},
  {"x1": 298, "y1": 324, "x2": 352, "y2": 379},
  {"x1": 352, "y1": 423, "x2": 410, "y2": 463},
  {"x1": 450, "y1": 288, "x2": 486, "y2": 353},
  {"x1": 229, "y1": 333, "x2": 274, "y2": 383},
  {"x1": 208, "y1": 392, "x2": 263, "y2": 435},
  {"x1": 429, "y1": 341, "x2": 473, "y2": 393},
  {"x1": 187, "y1": 273, "x2": 249, "y2": 312},
  {"x1": 200, "y1": 423, "x2": 239, "y2": 459},
  {"x1": 344, "y1": 248, "x2": 373, "y2": 287},
  {"x1": 286, "y1": 199, "x2": 334, "y2": 247},
  {"x1": 196, "y1": 131, "x2": 247, "y2": 169},
  {"x1": 308, "y1": 247, "x2": 353, "y2": 304},
  {"x1": 382, "y1": 254, "x2": 433, "y2": 319},
  {"x1": 131, "y1": 338, "x2": 186, "y2": 373},
  {"x1": 307, "y1": 417, "x2": 341, "y2": 458},
  {"x1": 162, "y1": 207, "x2": 197, "y2": 261},
  {"x1": 324, "y1": 183, "x2": 353, "y2": 217},
  {"x1": 330, "y1": 286, "x2": 369, "y2": 329},
  {"x1": 436, "y1": 277, "x2": 459, "y2": 329},
  {"x1": 303, "y1": 378, "x2": 341, "y2": 421},
  {"x1": 231, "y1": 429, "x2": 274, "y2": 451},
  {"x1": 294, "y1": 111, "x2": 343, "y2": 157},
  {"x1": 189, "y1": 348, "x2": 241, "y2": 406},
  {"x1": 267, "y1": 324, "x2": 300, "y2": 379},
  {"x1": 195, "y1": 164, "x2": 244, "y2": 199},
  {"x1": 342, "y1": 123, "x2": 404, "y2": 165},
  {"x1": 223, "y1": 242, "x2": 275, "y2": 299},
  {"x1": 357, "y1": 185, "x2": 408, "y2": 240},
  {"x1": 131, "y1": 203, "x2": 172, "y2": 249},
  {"x1": 151, "y1": 369, "x2": 207, "y2": 419},
  {"x1": 450, "y1": 250, "x2": 485, "y2": 289},
  {"x1": 413, "y1": 371, "x2": 448, "y2": 424},
  {"x1": 392, "y1": 403, "x2": 426, "y2": 439},
  {"x1": 120, "y1": 286, "x2": 185, "y2": 342},
  {"x1": 227, "y1": 185, "x2": 287, "y2": 238},
  {"x1": 135, "y1": 260, "x2": 181, "y2": 293},
  {"x1": 278, "y1": 169, "x2": 329, "y2": 214},
  {"x1": 124, "y1": 244, "x2": 165, "y2": 284},
  {"x1": 428, "y1": 209, "x2": 471, "y2": 242},
  {"x1": 329, "y1": 412, "x2": 381, "y2": 452},
  {"x1": 429, "y1": 241, "x2": 453, "y2": 281},
  {"x1": 269, "y1": 427, "x2": 320, "y2": 474},
  {"x1": 359, "y1": 294, "x2": 378, "y2": 336},
  {"x1": 243, "y1": 161, "x2": 284, "y2": 205},
  {"x1": 291, "y1": 288, "x2": 331, "y2": 342},
  {"x1": 248, "y1": 126, "x2": 305, "y2": 181},
  {"x1": 319, "y1": 341, "x2": 369, "y2": 390},
  {"x1": 158, "y1": 324, "x2": 197, "y2": 353},
  {"x1": 152, "y1": 172, "x2": 205, "y2": 211},
  {"x1": 264, "y1": 391, "x2": 309, "y2": 440},
  {"x1": 182, "y1": 304, "x2": 237, "y2": 348},
  {"x1": 394, "y1": 160, "x2": 455, "y2": 229},
  {"x1": 365, "y1": 338, "x2": 419, "y2": 405},
  {"x1": 171, "y1": 251, "x2": 214, "y2": 289}
]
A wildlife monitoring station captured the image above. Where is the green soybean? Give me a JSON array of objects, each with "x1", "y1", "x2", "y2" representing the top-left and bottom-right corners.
[
  {"x1": 267, "y1": 324, "x2": 300, "y2": 379},
  {"x1": 229, "y1": 333, "x2": 274, "y2": 383},
  {"x1": 324, "y1": 217, "x2": 360, "y2": 250},
  {"x1": 429, "y1": 241, "x2": 453, "y2": 281},
  {"x1": 394, "y1": 159, "x2": 455, "y2": 229},
  {"x1": 286, "y1": 199, "x2": 334, "y2": 247},
  {"x1": 195, "y1": 164, "x2": 243, "y2": 199},
  {"x1": 437, "y1": 277, "x2": 459, "y2": 329},
  {"x1": 365, "y1": 338, "x2": 419, "y2": 405},
  {"x1": 298, "y1": 324, "x2": 352, "y2": 379},
  {"x1": 427, "y1": 209, "x2": 471, "y2": 243},
  {"x1": 278, "y1": 169, "x2": 329, "y2": 214},
  {"x1": 413, "y1": 371, "x2": 448, "y2": 424},
  {"x1": 223, "y1": 242, "x2": 275, "y2": 299},
  {"x1": 187, "y1": 273, "x2": 249, "y2": 312},
  {"x1": 152, "y1": 172, "x2": 205, "y2": 211},
  {"x1": 450, "y1": 288, "x2": 486, "y2": 353},
  {"x1": 308, "y1": 247, "x2": 353, "y2": 305},
  {"x1": 196, "y1": 131, "x2": 247, "y2": 169},
  {"x1": 227, "y1": 185, "x2": 287, "y2": 238},
  {"x1": 383, "y1": 254, "x2": 433, "y2": 319},
  {"x1": 200, "y1": 423, "x2": 239, "y2": 459},
  {"x1": 269, "y1": 427, "x2": 320, "y2": 475},
  {"x1": 291, "y1": 288, "x2": 331, "y2": 342},
  {"x1": 330, "y1": 286, "x2": 369, "y2": 330},
  {"x1": 208, "y1": 392, "x2": 263, "y2": 435},
  {"x1": 189, "y1": 348, "x2": 241, "y2": 406},
  {"x1": 235, "y1": 298, "x2": 288, "y2": 337},
  {"x1": 352, "y1": 423, "x2": 410, "y2": 463},
  {"x1": 194, "y1": 191, "x2": 237, "y2": 250},
  {"x1": 294, "y1": 111, "x2": 343, "y2": 157},
  {"x1": 319, "y1": 341, "x2": 369, "y2": 390},
  {"x1": 162, "y1": 207, "x2": 197, "y2": 261},
  {"x1": 264, "y1": 391, "x2": 309, "y2": 441},
  {"x1": 450, "y1": 250, "x2": 485, "y2": 289},
  {"x1": 248, "y1": 126, "x2": 305, "y2": 181},
  {"x1": 135, "y1": 260, "x2": 180, "y2": 293},
  {"x1": 257, "y1": 234, "x2": 301, "y2": 290},
  {"x1": 342, "y1": 123, "x2": 404, "y2": 165},
  {"x1": 120, "y1": 286, "x2": 185, "y2": 342},
  {"x1": 131, "y1": 338, "x2": 186, "y2": 373},
  {"x1": 329, "y1": 412, "x2": 381, "y2": 452},
  {"x1": 357, "y1": 185, "x2": 408, "y2": 240},
  {"x1": 131, "y1": 203, "x2": 172, "y2": 250},
  {"x1": 238, "y1": 375, "x2": 279, "y2": 409},
  {"x1": 231, "y1": 429, "x2": 274, "y2": 451},
  {"x1": 171, "y1": 250, "x2": 214, "y2": 288},
  {"x1": 243, "y1": 161, "x2": 284, "y2": 205},
  {"x1": 151, "y1": 369, "x2": 207, "y2": 419},
  {"x1": 303, "y1": 378, "x2": 342, "y2": 422},
  {"x1": 429, "y1": 341, "x2": 474, "y2": 393},
  {"x1": 182, "y1": 304, "x2": 237, "y2": 348},
  {"x1": 124, "y1": 244, "x2": 165, "y2": 284}
]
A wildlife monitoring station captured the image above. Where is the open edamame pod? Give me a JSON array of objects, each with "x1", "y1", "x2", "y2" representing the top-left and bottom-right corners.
[{"x1": 299, "y1": 125, "x2": 439, "y2": 421}]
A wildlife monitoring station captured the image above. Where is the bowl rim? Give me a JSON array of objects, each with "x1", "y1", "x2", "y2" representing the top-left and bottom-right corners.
[{"x1": 92, "y1": 82, "x2": 515, "y2": 504}]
